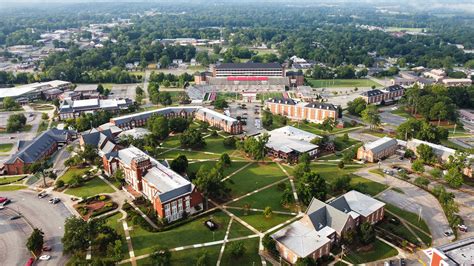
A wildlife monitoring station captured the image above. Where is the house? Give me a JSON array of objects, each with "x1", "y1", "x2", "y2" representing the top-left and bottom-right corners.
[
  {"x1": 357, "y1": 137, "x2": 399, "y2": 162},
  {"x1": 428, "y1": 237, "x2": 474, "y2": 266},
  {"x1": 265, "y1": 98, "x2": 338, "y2": 124},
  {"x1": 102, "y1": 146, "x2": 203, "y2": 222},
  {"x1": 265, "y1": 126, "x2": 320, "y2": 163},
  {"x1": 4, "y1": 129, "x2": 74, "y2": 175},
  {"x1": 272, "y1": 190, "x2": 385, "y2": 264}
]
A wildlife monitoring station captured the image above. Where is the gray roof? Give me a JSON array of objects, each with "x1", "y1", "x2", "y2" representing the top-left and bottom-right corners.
[
  {"x1": 434, "y1": 236, "x2": 474, "y2": 265},
  {"x1": 361, "y1": 89, "x2": 384, "y2": 97},
  {"x1": 384, "y1": 85, "x2": 404, "y2": 92},
  {"x1": 328, "y1": 190, "x2": 385, "y2": 218},
  {"x1": 6, "y1": 129, "x2": 71, "y2": 164},
  {"x1": 268, "y1": 98, "x2": 297, "y2": 105},
  {"x1": 306, "y1": 198, "x2": 350, "y2": 234},
  {"x1": 215, "y1": 62, "x2": 282, "y2": 70},
  {"x1": 362, "y1": 137, "x2": 398, "y2": 154},
  {"x1": 265, "y1": 126, "x2": 319, "y2": 154},
  {"x1": 111, "y1": 106, "x2": 198, "y2": 126},
  {"x1": 304, "y1": 102, "x2": 336, "y2": 111}
]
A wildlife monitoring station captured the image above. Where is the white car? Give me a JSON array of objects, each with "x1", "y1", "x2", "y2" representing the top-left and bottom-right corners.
[{"x1": 39, "y1": 255, "x2": 51, "y2": 261}]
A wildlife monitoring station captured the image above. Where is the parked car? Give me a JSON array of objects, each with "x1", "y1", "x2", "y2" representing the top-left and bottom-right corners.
[
  {"x1": 444, "y1": 230, "x2": 454, "y2": 236},
  {"x1": 458, "y1": 224, "x2": 468, "y2": 232},
  {"x1": 39, "y1": 255, "x2": 51, "y2": 261},
  {"x1": 0, "y1": 197, "x2": 9, "y2": 204},
  {"x1": 204, "y1": 219, "x2": 218, "y2": 231},
  {"x1": 49, "y1": 197, "x2": 60, "y2": 204},
  {"x1": 42, "y1": 246, "x2": 52, "y2": 251},
  {"x1": 38, "y1": 192, "x2": 47, "y2": 198},
  {"x1": 389, "y1": 217, "x2": 400, "y2": 225},
  {"x1": 1, "y1": 198, "x2": 11, "y2": 206}
]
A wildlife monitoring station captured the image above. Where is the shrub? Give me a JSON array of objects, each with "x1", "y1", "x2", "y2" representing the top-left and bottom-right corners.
[
  {"x1": 228, "y1": 242, "x2": 246, "y2": 258},
  {"x1": 99, "y1": 195, "x2": 106, "y2": 201},
  {"x1": 414, "y1": 177, "x2": 430, "y2": 187},
  {"x1": 56, "y1": 180, "x2": 65, "y2": 188}
]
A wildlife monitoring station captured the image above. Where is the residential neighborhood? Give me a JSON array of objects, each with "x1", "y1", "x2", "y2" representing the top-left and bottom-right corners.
[{"x1": 0, "y1": 1, "x2": 474, "y2": 266}]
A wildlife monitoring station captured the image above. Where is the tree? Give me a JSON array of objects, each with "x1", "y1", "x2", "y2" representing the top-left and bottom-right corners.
[
  {"x1": 27, "y1": 158, "x2": 52, "y2": 187},
  {"x1": 412, "y1": 159, "x2": 425, "y2": 173},
  {"x1": 445, "y1": 167, "x2": 463, "y2": 188},
  {"x1": 26, "y1": 228, "x2": 44, "y2": 255},
  {"x1": 347, "y1": 97, "x2": 367, "y2": 116},
  {"x1": 263, "y1": 206, "x2": 273, "y2": 218},
  {"x1": 158, "y1": 92, "x2": 172, "y2": 106},
  {"x1": 41, "y1": 113, "x2": 49, "y2": 120},
  {"x1": 168, "y1": 117, "x2": 189, "y2": 133},
  {"x1": 6, "y1": 113, "x2": 27, "y2": 132},
  {"x1": 62, "y1": 217, "x2": 90, "y2": 254},
  {"x1": 338, "y1": 160, "x2": 345, "y2": 169},
  {"x1": 112, "y1": 168, "x2": 125, "y2": 185},
  {"x1": 262, "y1": 234, "x2": 278, "y2": 256},
  {"x1": 404, "y1": 149, "x2": 415, "y2": 159},
  {"x1": 223, "y1": 137, "x2": 236, "y2": 148},
  {"x1": 107, "y1": 239, "x2": 124, "y2": 262},
  {"x1": 414, "y1": 177, "x2": 430, "y2": 188},
  {"x1": 97, "y1": 84, "x2": 104, "y2": 94},
  {"x1": 180, "y1": 128, "x2": 206, "y2": 149},
  {"x1": 416, "y1": 144, "x2": 436, "y2": 164},
  {"x1": 3, "y1": 97, "x2": 20, "y2": 111},
  {"x1": 241, "y1": 133, "x2": 269, "y2": 161},
  {"x1": 297, "y1": 172, "x2": 327, "y2": 205},
  {"x1": 228, "y1": 242, "x2": 246, "y2": 258},
  {"x1": 159, "y1": 55, "x2": 171, "y2": 69},
  {"x1": 361, "y1": 105, "x2": 380, "y2": 129},
  {"x1": 150, "y1": 247, "x2": 171, "y2": 266},
  {"x1": 147, "y1": 115, "x2": 169, "y2": 140},
  {"x1": 195, "y1": 165, "x2": 229, "y2": 206},
  {"x1": 213, "y1": 99, "x2": 228, "y2": 109},
  {"x1": 359, "y1": 222, "x2": 376, "y2": 245},
  {"x1": 261, "y1": 109, "x2": 273, "y2": 129},
  {"x1": 219, "y1": 153, "x2": 231, "y2": 167},
  {"x1": 170, "y1": 155, "x2": 188, "y2": 174},
  {"x1": 331, "y1": 174, "x2": 352, "y2": 193}
]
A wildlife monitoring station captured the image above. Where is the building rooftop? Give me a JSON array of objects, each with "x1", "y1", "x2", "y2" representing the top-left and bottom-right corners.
[
  {"x1": 74, "y1": 84, "x2": 98, "y2": 92},
  {"x1": 215, "y1": 62, "x2": 282, "y2": 70},
  {"x1": 267, "y1": 98, "x2": 297, "y2": 105},
  {"x1": 432, "y1": 236, "x2": 474, "y2": 265},
  {"x1": 0, "y1": 80, "x2": 70, "y2": 99},
  {"x1": 362, "y1": 137, "x2": 398, "y2": 154},
  {"x1": 271, "y1": 220, "x2": 331, "y2": 258},
  {"x1": 361, "y1": 89, "x2": 384, "y2": 97},
  {"x1": 265, "y1": 126, "x2": 319, "y2": 154},
  {"x1": 328, "y1": 190, "x2": 385, "y2": 218}
]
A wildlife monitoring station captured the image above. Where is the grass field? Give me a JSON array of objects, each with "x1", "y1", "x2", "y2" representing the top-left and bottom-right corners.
[
  {"x1": 59, "y1": 167, "x2": 92, "y2": 183},
  {"x1": 385, "y1": 203, "x2": 430, "y2": 234},
  {"x1": 344, "y1": 239, "x2": 398, "y2": 263},
  {"x1": 0, "y1": 185, "x2": 27, "y2": 191},
  {"x1": 306, "y1": 78, "x2": 380, "y2": 88},
  {"x1": 103, "y1": 213, "x2": 130, "y2": 259},
  {"x1": 257, "y1": 92, "x2": 283, "y2": 100},
  {"x1": 220, "y1": 238, "x2": 261, "y2": 265},
  {"x1": 65, "y1": 177, "x2": 115, "y2": 198},
  {"x1": 0, "y1": 175, "x2": 26, "y2": 185},
  {"x1": 37, "y1": 121, "x2": 49, "y2": 134},
  {"x1": 0, "y1": 143, "x2": 13, "y2": 153},
  {"x1": 130, "y1": 211, "x2": 231, "y2": 256},
  {"x1": 225, "y1": 162, "x2": 287, "y2": 197},
  {"x1": 187, "y1": 161, "x2": 249, "y2": 178},
  {"x1": 155, "y1": 148, "x2": 221, "y2": 160},
  {"x1": 228, "y1": 181, "x2": 296, "y2": 212},
  {"x1": 227, "y1": 208, "x2": 295, "y2": 232}
]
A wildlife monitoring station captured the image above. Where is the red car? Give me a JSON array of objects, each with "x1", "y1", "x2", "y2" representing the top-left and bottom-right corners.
[
  {"x1": 25, "y1": 258, "x2": 35, "y2": 266},
  {"x1": 0, "y1": 197, "x2": 8, "y2": 204}
]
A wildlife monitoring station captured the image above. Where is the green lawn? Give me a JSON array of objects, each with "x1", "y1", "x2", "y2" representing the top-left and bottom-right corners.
[
  {"x1": 350, "y1": 174, "x2": 388, "y2": 196},
  {"x1": 227, "y1": 220, "x2": 257, "y2": 239},
  {"x1": 390, "y1": 109, "x2": 413, "y2": 119},
  {"x1": 333, "y1": 136, "x2": 361, "y2": 151},
  {"x1": 0, "y1": 185, "x2": 27, "y2": 191},
  {"x1": 103, "y1": 213, "x2": 129, "y2": 259},
  {"x1": 161, "y1": 135, "x2": 181, "y2": 148},
  {"x1": 362, "y1": 129, "x2": 388, "y2": 138},
  {"x1": 155, "y1": 148, "x2": 222, "y2": 160},
  {"x1": 220, "y1": 238, "x2": 261, "y2": 266},
  {"x1": 306, "y1": 78, "x2": 380, "y2": 88},
  {"x1": 130, "y1": 211, "x2": 231, "y2": 256},
  {"x1": 65, "y1": 177, "x2": 115, "y2": 198},
  {"x1": 136, "y1": 244, "x2": 221, "y2": 266},
  {"x1": 378, "y1": 213, "x2": 420, "y2": 245},
  {"x1": 228, "y1": 181, "x2": 296, "y2": 212},
  {"x1": 289, "y1": 122, "x2": 327, "y2": 135},
  {"x1": 257, "y1": 92, "x2": 283, "y2": 100},
  {"x1": 385, "y1": 203, "x2": 430, "y2": 234},
  {"x1": 198, "y1": 136, "x2": 237, "y2": 154},
  {"x1": 0, "y1": 175, "x2": 26, "y2": 185},
  {"x1": 412, "y1": 226, "x2": 432, "y2": 246},
  {"x1": 59, "y1": 167, "x2": 92, "y2": 183},
  {"x1": 228, "y1": 209, "x2": 295, "y2": 232},
  {"x1": 344, "y1": 239, "x2": 398, "y2": 264},
  {"x1": 37, "y1": 120, "x2": 49, "y2": 134},
  {"x1": 0, "y1": 143, "x2": 13, "y2": 153},
  {"x1": 225, "y1": 162, "x2": 287, "y2": 197},
  {"x1": 309, "y1": 163, "x2": 363, "y2": 181},
  {"x1": 188, "y1": 161, "x2": 248, "y2": 178}
]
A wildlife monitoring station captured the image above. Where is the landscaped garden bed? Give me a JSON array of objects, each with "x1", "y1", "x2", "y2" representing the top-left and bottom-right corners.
[{"x1": 74, "y1": 194, "x2": 118, "y2": 220}]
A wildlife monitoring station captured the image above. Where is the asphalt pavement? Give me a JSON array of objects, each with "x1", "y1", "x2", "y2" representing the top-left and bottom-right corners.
[{"x1": 1, "y1": 190, "x2": 72, "y2": 266}]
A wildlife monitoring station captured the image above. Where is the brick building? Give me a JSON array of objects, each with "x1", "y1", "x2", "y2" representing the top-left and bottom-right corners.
[
  {"x1": 265, "y1": 126, "x2": 320, "y2": 163},
  {"x1": 110, "y1": 106, "x2": 242, "y2": 135},
  {"x1": 102, "y1": 146, "x2": 203, "y2": 222},
  {"x1": 265, "y1": 98, "x2": 338, "y2": 124},
  {"x1": 272, "y1": 191, "x2": 385, "y2": 264},
  {"x1": 4, "y1": 129, "x2": 74, "y2": 175},
  {"x1": 360, "y1": 85, "x2": 405, "y2": 105},
  {"x1": 356, "y1": 137, "x2": 399, "y2": 162}
]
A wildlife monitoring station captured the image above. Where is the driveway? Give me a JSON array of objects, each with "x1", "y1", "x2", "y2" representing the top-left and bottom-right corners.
[
  {"x1": 379, "y1": 110, "x2": 407, "y2": 127},
  {"x1": 1, "y1": 190, "x2": 73, "y2": 266},
  {"x1": 355, "y1": 165, "x2": 452, "y2": 246}
]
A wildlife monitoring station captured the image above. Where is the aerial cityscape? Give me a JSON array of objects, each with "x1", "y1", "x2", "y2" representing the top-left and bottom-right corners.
[{"x1": 1, "y1": 0, "x2": 474, "y2": 265}]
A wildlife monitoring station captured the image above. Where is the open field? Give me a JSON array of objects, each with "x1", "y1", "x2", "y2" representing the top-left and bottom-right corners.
[
  {"x1": 0, "y1": 185, "x2": 27, "y2": 191},
  {"x1": 65, "y1": 177, "x2": 115, "y2": 198},
  {"x1": 59, "y1": 167, "x2": 92, "y2": 183},
  {"x1": 344, "y1": 239, "x2": 398, "y2": 264},
  {"x1": 0, "y1": 143, "x2": 13, "y2": 152},
  {"x1": 306, "y1": 78, "x2": 380, "y2": 88}
]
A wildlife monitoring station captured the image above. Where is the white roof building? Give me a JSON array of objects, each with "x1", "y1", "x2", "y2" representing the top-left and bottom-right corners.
[{"x1": 265, "y1": 126, "x2": 320, "y2": 154}]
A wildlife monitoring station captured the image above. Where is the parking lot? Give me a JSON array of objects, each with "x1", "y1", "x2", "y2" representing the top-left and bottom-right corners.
[
  {"x1": 0, "y1": 190, "x2": 72, "y2": 266},
  {"x1": 228, "y1": 102, "x2": 262, "y2": 136},
  {"x1": 110, "y1": 84, "x2": 140, "y2": 100}
]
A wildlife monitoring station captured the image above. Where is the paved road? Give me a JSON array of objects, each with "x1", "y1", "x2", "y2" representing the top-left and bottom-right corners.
[
  {"x1": 379, "y1": 110, "x2": 407, "y2": 127},
  {"x1": 0, "y1": 207, "x2": 32, "y2": 266},
  {"x1": 1, "y1": 190, "x2": 73, "y2": 266},
  {"x1": 355, "y1": 164, "x2": 452, "y2": 246}
]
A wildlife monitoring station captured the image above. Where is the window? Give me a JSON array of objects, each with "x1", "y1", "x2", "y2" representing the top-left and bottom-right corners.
[{"x1": 165, "y1": 204, "x2": 171, "y2": 218}]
